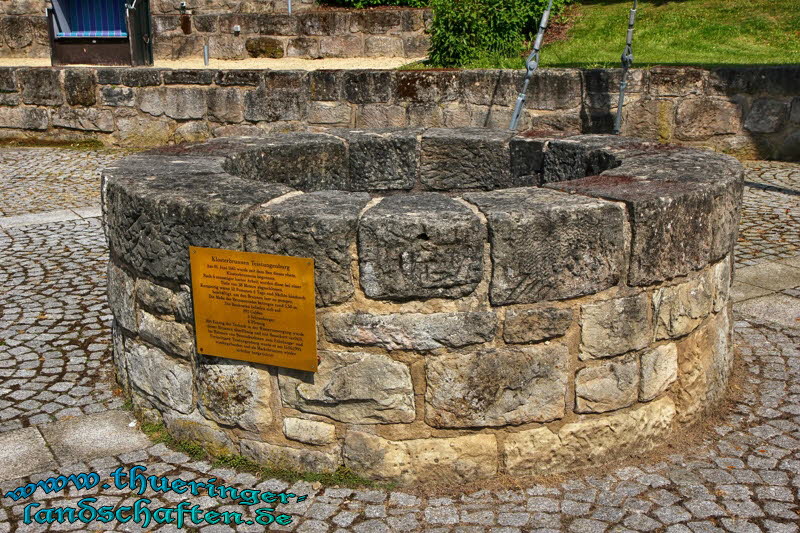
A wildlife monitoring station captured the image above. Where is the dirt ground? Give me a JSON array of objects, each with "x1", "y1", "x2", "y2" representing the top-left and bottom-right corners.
[{"x1": 0, "y1": 56, "x2": 422, "y2": 70}]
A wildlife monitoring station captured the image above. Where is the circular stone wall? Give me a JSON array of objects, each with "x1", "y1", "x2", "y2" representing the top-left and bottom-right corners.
[{"x1": 103, "y1": 128, "x2": 744, "y2": 484}]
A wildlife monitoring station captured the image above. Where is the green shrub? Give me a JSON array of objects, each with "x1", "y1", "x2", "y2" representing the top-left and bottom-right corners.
[
  {"x1": 318, "y1": 0, "x2": 428, "y2": 8},
  {"x1": 428, "y1": 0, "x2": 571, "y2": 67}
]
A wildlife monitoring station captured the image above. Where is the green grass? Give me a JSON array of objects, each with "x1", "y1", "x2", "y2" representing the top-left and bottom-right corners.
[{"x1": 423, "y1": 0, "x2": 800, "y2": 69}]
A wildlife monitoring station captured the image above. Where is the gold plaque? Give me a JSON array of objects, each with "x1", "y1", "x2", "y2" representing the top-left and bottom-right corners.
[{"x1": 190, "y1": 246, "x2": 317, "y2": 372}]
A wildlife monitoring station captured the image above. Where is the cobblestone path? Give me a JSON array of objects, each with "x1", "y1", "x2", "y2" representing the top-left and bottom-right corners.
[{"x1": 0, "y1": 148, "x2": 798, "y2": 532}]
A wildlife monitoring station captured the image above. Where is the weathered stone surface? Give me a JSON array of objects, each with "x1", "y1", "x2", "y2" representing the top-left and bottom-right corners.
[
  {"x1": 174, "y1": 122, "x2": 210, "y2": 143},
  {"x1": 19, "y1": 68, "x2": 62, "y2": 106},
  {"x1": 420, "y1": 128, "x2": 514, "y2": 190},
  {"x1": 246, "y1": 191, "x2": 369, "y2": 306},
  {"x1": 139, "y1": 87, "x2": 207, "y2": 119},
  {"x1": 241, "y1": 439, "x2": 341, "y2": 473},
  {"x1": 654, "y1": 275, "x2": 713, "y2": 339},
  {"x1": 52, "y1": 108, "x2": 114, "y2": 132},
  {"x1": 244, "y1": 73, "x2": 308, "y2": 121},
  {"x1": 279, "y1": 350, "x2": 414, "y2": 424},
  {"x1": 504, "y1": 396, "x2": 676, "y2": 475},
  {"x1": 639, "y1": 343, "x2": 678, "y2": 402},
  {"x1": 100, "y1": 87, "x2": 135, "y2": 107},
  {"x1": 287, "y1": 37, "x2": 320, "y2": 58},
  {"x1": 365, "y1": 36, "x2": 403, "y2": 57},
  {"x1": 791, "y1": 97, "x2": 800, "y2": 124},
  {"x1": 322, "y1": 311, "x2": 496, "y2": 351},
  {"x1": 135, "y1": 278, "x2": 178, "y2": 315},
  {"x1": 503, "y1": 306, "x2": 573, "y2": 344},
  {"x1": 344, "y1": 432, "x2": 497, "y2": 483},
  {"x1": 330, "y1": 128, "x2": 418, "y2": 191},
  {"x1": 307, "y1": 101, "x2": 351, "y2": 125},
  {"x1": 163, "y1": 70, "x2": 215, "y2": 85},
  {"x1": 0, "y1": 107, "x2": 48, "y2": 130},
  {"x1": 103, "y1": 155, "x2": 291, "y2": 283},
  {"x1": 464, "y1": 188, "x2": 626, "y2": 305},
  {"x1": 425, "y1": 344, "x2": 568, "y2": 427},
  {"x1": 260, "y1": 14, "x2": 299, "y2": 35},
  {"x1": 309, "y1": 70, "x2": 341, "y2": 101},
  {"x1": 162, "y1": 410, "x2": 236, "y2": 457},
  {"x1": 319, "y1": 36, "x2": 364, "y2": 57},
  {"x1": 137, "y1": 310, "x2": 193, "y2": 360},
  {"x1": 207, "y1": 87, "x2": 244, "y2": 123},
  {"x1": 0, "y1": 69, "x2": 16, "y2": 93},
  {"x1": 358, "y1": 193, "x2": 485, "y2": 300},
  {"x1": 111, "y1": 322, "x2": 130, "y2": 394},
  {"x1": 214, "y1": 69, "x2": 262, "y2": 86},
  {"x1": 196, "y1": 358, "x2": 273, "y2": 433},
  {"x1": 207, "y1": 34, "x2": 247, "y2": 60},
  {"x1": 64, "y1": 70, "x2": 96, "y2": 106},
  {"x1": 126, "y1": 340, "x2": 193, "y2": 414},
  {"x1": 226, "y1": 134, "x2": 347, "y2": 191},
  {"x1": 246, "y1": 37, "x2": 284, "y2": 58},
  {"x1": 1, "y1": 17, "x2": 33, "y2": 48},
  {"x1": 120, "y1": 68, "x2": 161, "y2": 87},
  {"x1": 107, "y1": 262, "x2": 137, "y2": 332},
  {"x1": 283, "y1": 418, "x2": 336, "y2": 446},
  {"x1": 675, "y1": 97, "x2": 742, "y2": 140},
  {"x1": 355, "y1": 103, "x2": 405, "y2": 128},
  {"x1": 542, "y1": 136, "x2": 647, "y2": 184},
  {"x1": 744, "y1": 98, "x2": 789, "y2": 133},
  {"x1": 510, "y1": 137, "x2": 545, "y2": 186},
  {"x1": 575, "y1": 354, "x2": 639, "y2": 413},
  {"x1": 711, "y1": 258, "x2": 731, "y2": 313},
  {"x1": 343, "y1": 70, "x2": 392, "y2": 104},
  {"x1": 580, "y1": 294, "x2": 652, "y2": 359}
]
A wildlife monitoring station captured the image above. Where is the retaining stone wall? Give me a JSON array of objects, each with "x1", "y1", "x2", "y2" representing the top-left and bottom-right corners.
[
  {"x1": 103, "y1": 131, "x2": 744, "y2": 482},
  {"x1": 0, "y1": 8, "x2": 430, "y2": 59},
  {"x1": 0, "y1": 65, "x2": 798, "y2": 160}
]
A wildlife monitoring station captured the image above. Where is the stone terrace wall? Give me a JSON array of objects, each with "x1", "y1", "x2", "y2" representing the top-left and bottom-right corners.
[
  {"x1": 0, "y1": 7, "x2": 430, "y2": 59},
  {"x1": 0, "y1": 65, "x2": 798, "y2": 160}
]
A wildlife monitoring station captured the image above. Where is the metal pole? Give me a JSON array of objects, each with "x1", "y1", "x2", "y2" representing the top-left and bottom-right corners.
[
  {"x1": 613, "y1": 0, "x2": 637, "y2": 135},
  {"x1": 203, "y1": 44, "x2": 209, "y2": 66},
  {"x1": 509, "y1": 0, "x2": 554, "y2": 131},
  {"x1": 288, "y1": 0, "x2": 292, "y2": 15}
]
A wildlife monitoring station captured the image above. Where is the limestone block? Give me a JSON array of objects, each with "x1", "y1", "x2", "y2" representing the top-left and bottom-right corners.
[
  {"x1": 639, "y1": 343, "x2": 678, "y2": 402},
  {"x1": 126, "y1": 340, "x2": 193, "y2": 414},
  {"x1": 503, "y1": 306, "x2": 573, "y2": 344},
  {"x1": 246, "y1": 37, "x2": 284, "y2": 58},
  {"x1": 19, "y1": 68, "x2": 62, "y2": 105},
  {"x1": 279, "y1": 350, "x2": 414, "y2": 424},
  {"x1": 504, "y1": 396, "x2": 675, "y2": 476},
  {"x1": 711, "y1": 258, "x2": 732, "y2": 313},
  {"x1": 246, "y1": 191, "x2": 370, "y2": 306},
  {"x1": 64, "y1": 70, "x2": 96, "y2": 106},
  {"x1": 241, "y1": 439, "x2": 341, "y2": 473},
  {"x1": 581, "y1": 294, "x2": 652, "y2": 359},
  {"x1": 162, "y1": 410, "x2": 235, "y2": 457},
  {"x1": 283, "y1": 418, "x2": 336, "y2": 446},
  {"x1": 330, "y1": 129, "x2": 418, "y2": 191},
  {"x1": 354, "y1": 104, "x2": 406, "y2": 128},
  {"x1": 307, "y1": 102, "x2": 351, "y2": 125},
  {"x1": 419, "y1": 128, "x2": 515, "y2": 190},
  {"x1": 343, "y1": 432, "x2": 497, "y2": 483},
  {"x1": 675, "y1": 98, "x2": 742, "y2": 140},
  {"x1": 464, "y1": 188, "x2": 626, "y2": 305},
  {"x1": 139, "y1": 87, "x2": 207, "y2": 120},
  {"x1": 322, "y1": 311, "x2": 496, "y2": 351},
  {"x1": 342, "y1": 71, "x2": 392, "y2": 104},
  {"x1": 196, "y1": 358, "x2": 274, "y2": 433},
  {"x1": 654, "y1": 275, "x2": 713, "y2": 339},
  {"x1": 575, "y1": 354, "x2": 639, "y2": 413},
  {"x1": 425, "y1": 343, "x2": 568, "y2": 427},
  {"x1": 52, "y1": 108, "x2": 114, "y2": 132},
  {"x1": 137, "y1": 310, "x2": 193, "y2": 360},
  {"x1": 0, "y1": 107, "x2": 48, "y2": 131},
  {"x1": 358, "y1": 193, "x2": 485, "y2": 300},
  {"x1": 107, "y1": 262, "x2": 137, "y2": 333},
  {"x1": 207, "y1": 88, "x2": 244, "y2": 123},
  {"x1": 365, "y1": 36, "x2": 403, "y2": 57},
  {"x1": 100, "y1": 87, "x2": 135, "y2": 107}
]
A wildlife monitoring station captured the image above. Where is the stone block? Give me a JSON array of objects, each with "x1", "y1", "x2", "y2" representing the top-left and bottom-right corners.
[
  {"x1": 464, "y1": 188, "x2": 626, "y2": 305},
  {"x1": 241, "y1": 440, "x2": 341, "y2": 473},
  {"x1": 744, "y1": 98, "x2": 789, "y2": 133},
  {"x1": 575, "y1": 354, "x2": 639, "y2": 414},
  {"x1": 64, "y1": 70, "x2": 96, "y2": 106},
  {"x1": 358, "y1": 193, "x2": 485, "y2": 300},
  {"x1": 648, "y1": 67, "x2": 706, "y2": 96},
  {"x1": 96, "y1": 68, "x2": 123, "y2": 85},
  {"x1": 139, "y1": 87, "x2": 207, "y2": 120},
  {"x1": 402, "y1": 34, "x2": 430, "y2": 57},
  {"x1": 425, "y1": 343, "x2": 568, "y2": 427},
  {"x1": 298, "y1": 11, "x2": 343, "y2": 35},
  {"x1": 207, "y1": 88, "x2": 244, "y2": 123},
  {"x1": 107, "y1": 262, "x2": 137, "y2": 332},
  {"x1": 654, "y1": 275, "x2": 713, "y2": 339},
  {"x1": 407, "y1": 103, "x2": 443, "y2": 127},
  {"x1": 126, "y1": 339, "x2": 193, "y2": 414},
  {"x1": 319, "y1": 36, "x2": 364, "y2": 57},
  {"x1": 496, "y1": 70, "x2": 582, "y2": 110},
  {"x1": 355, "y1": 104, "x2": 406, "y2": 127},
  {"x1": 331, "y1": 128, "x2": 418, "y2": 191},
  {"x1": 361, "y1": 10, "x2": 402, "y2": 33},
  {"x1": 111, "y1": 322, "x2": 129, "y2": 393},
  {"x1": 208, "y1": 34, "x2": 247, "y2": 60},
  {"x1": 0, "y1": 68, "x2": 17, "y2": 92},
  {"x1": 121, "y1": 69, "x2": 162, "y2": 87},
  {"x1": 639, "y1": 343, "x2": 678, "y2": 402},
  {"x1": 100, "y1": 87, "x2": 135, "y2": 107},
  {"x1": 510, "y1": 136, "x2": 545, "y2": 186},
  {"x1": 344, "y1": 432, "x2": 497, "y2": 484},
  {"x1": 260, "y1": 14, "x2": 299, "y2": 35},
  {"x1": 246, "y1": 191, "x2": 369, "y2": 306},
  {"x1": 193, "y1": 14, "x2": 219, "y2": 33},
  {"x1": 0, "y1": 107, "x2": 48, "y2": 131},
  {"x1": 309, "y1": 70, "x2": 341, "y2": 101},
  {"x1": 244, "y1": 78, "x2": 307, "y2": 122},
  {"x1": 162, "y1": 410, "x2": 235, "y2": 457},
  {"x1": 580, "y1": 294, "x2": 652, "y2": 359},
  {"x1": 278, "y1": 350, "x2": 415, "y2": 424},
  {"x1": 343, "y1": 70, "x2": 392, "y2": 104},
  {"x1": 791, "y1": 97, "x2": 800, "y2": 124},
  {"x1": 401, "y1": 9, "x2": 425, "y2": 31},
  {"x1": 246, "y1": 37, "x2": 284, "y2": 58},
  {"x1": 420, "y1": 128, "x2": 514, "y2": 190},
  {"x1": 19, "y1": 68, "x2": 62, "y2": 106},
  {"x1": 214, "y1": 70, "x2": 262, "y2": 86},
  {"x1": 1, "y1": 16, "x2": 33, "y2": 49},
  {"x1": 503, "y1": 306, "x2": 573, "y2": 344},
  {"x1": 307, "y1": 101, "x2": 351, "y2": 125},
  {"x1": 504, "y1": 397, "x2": 675, "y2": 476},
  {"x1": 283, "y1": 418, "x2": 336, "y2": 446},
  {"x1": 322, "y1": 311, "x2": 496, "y2": 351},
  {"x1": 675, "y1": 97, "x2": 742, "y2": 140},
  {"x1": 218, "y1": 13, "x2": 260, "y2": 34},
  {"x1": 287, "y1": 37, "x2": 320, "y2": 58},
  {"x1": 52, "y1": 108, "x2": 113, "y2": 132},
  {"x1": 135, "y1": 278, "x2": 181, "y2": 317},
  {"x1": 395, "y1": 71, "x2": 460, "y2": 104},
  {"x1": 711, "y1": 258, "x2": 731, "y2": 313},
  {"x1": 162, "y1": 70, "x2": 215, "y2": 85},
  {"x1": 365, "y1": 36, "x2": 403, "y2": 57},
  {"x1": 137, "y1": 310, "x2": 193, "y2": 360},
  {"x1": 196, "y1": 358, "x2": 273, "y2": 433}
]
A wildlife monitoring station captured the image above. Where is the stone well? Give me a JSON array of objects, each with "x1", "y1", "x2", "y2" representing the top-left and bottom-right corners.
[{"x1": 103, "y1": 128, "x2": 744, "y2": 484}]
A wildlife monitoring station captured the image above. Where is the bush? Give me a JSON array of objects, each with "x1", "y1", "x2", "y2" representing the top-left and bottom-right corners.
[
  {"x1": 319, "y1": 0, "x2": 428, "y2": 8},
  {"x1": 428, "y1": 0, "x2": 571, "y2": 67}
]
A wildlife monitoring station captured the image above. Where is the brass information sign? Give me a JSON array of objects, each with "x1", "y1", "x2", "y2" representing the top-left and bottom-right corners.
[{"x1": 190, "y1": 246, "x2": 317, "y2": 372}]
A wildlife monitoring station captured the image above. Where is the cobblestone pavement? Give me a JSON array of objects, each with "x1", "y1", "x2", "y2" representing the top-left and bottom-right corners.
[{"x1": 0, "y1": 149, "x2": 799, "y2": 532}]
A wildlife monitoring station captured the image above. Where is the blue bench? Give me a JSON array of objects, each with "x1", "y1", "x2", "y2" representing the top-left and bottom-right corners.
[{"x1": 52, "y1": 0, "x2": 128, "y2": 38}]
